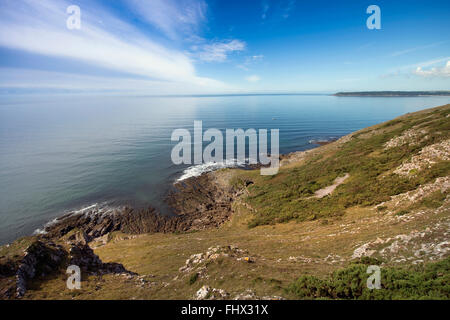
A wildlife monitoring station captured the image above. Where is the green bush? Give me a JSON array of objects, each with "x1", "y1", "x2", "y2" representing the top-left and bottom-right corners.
[
  {"x1": 188, "y1": 272, "x2": 199, "y2": 285},
  {"x1": 287, "y1": 257, "x2": 450, "y2": 300}
]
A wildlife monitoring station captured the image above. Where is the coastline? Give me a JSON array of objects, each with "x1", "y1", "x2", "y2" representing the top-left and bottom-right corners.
[
  {"x1": 1, "y1": 104, "x2": 449, "y2": 300},
  {"x1": 30, "y1": 139, "x2": 338, "y2": 244}
]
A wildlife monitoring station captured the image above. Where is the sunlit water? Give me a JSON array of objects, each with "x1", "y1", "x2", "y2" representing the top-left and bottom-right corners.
[{"x1": 0, "y1": 94, "x2": 449, "y2": 244}]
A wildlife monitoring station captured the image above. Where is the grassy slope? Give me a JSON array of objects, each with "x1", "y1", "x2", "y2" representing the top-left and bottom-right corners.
[
  {"x1": 242, "y1": 104, "x2": 449, "y2": 227},
  {"x1": 3, "y1": 104, "x2": 449, "y2": 300}
]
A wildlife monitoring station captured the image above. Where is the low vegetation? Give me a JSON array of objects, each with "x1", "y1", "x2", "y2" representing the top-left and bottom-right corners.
[
  {"x1": 243, "y1": 105, "x2": 450, "y2": 227},
  {"x1": 288, "y1": 257, "x2": 450, "y2": 299}
]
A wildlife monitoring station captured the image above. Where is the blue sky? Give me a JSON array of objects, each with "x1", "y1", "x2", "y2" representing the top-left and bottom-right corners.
[{"x1": 0, "y1": 0, "x2": 449, "y2": 94}]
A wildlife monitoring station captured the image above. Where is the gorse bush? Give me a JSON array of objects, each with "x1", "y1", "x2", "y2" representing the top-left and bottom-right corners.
[
  {"x1": 287, "y1": 257, "x2": 450, "y2": 300},
  {"x1": 188, "y1": 272, "x2": 199, "y2": 285}
]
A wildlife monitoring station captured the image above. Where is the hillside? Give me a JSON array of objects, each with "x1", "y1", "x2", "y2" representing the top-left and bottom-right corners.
[{"x1": 0, "y1": 104, "x2": 449, "y2": 300}]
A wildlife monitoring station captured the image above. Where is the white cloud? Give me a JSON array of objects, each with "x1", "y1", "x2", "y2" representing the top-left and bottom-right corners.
[
  {"x1": 414, "y1": 61, "x2": 450, "y2": 77},
  {"x1": 246, "y1": 75, "x2": 261, "y2": 82},
  {"x1": 124, "y1": 0, "x2": 207, "y2": 40},
  {"x1": 382, "y1": 57, "x2": 450, "y2": 78},
  {"x1": 197, "y1": 40, "x2": 246, "y2": 62},
  {"x1": 0, "y1": 0, "x2": 225, "y2": 92}
]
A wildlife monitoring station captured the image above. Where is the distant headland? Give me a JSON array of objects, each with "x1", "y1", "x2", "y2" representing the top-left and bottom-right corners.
[{"x1": 334, "y1": 91, "x2": 450, "y2": 97}]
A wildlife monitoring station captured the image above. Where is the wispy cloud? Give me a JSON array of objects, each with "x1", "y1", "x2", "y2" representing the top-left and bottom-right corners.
[
  {"x1": 246, "y1": 75, "x2": 261, "y2": 82},
  {"x1": 390, "y1": 41, "x2": 446, "y2": 57},
  {"x1": 400, "y1": 57, "x2": 450, "y2": 70},
  {"x1": 196, "y1": 40, "x2": 246, "y2": 62},
  {"x1": 261, "y1": 0, "x2": 295, "y2": 21},
  {"x1": 251, "y1": 55, "x2": 264, "y2": 61},
  {"x1": 0, "y1": 68, "x2": 227, "y2": 94},
  {"x1": 124, "y1": 0, "x2": 207, "y2": 40},
  {"x1": 0, "y1": 0, "x2": 225, "y2": 92},
  {"x1": 282, "y1": 0, "x2": 296, "y2": 19},
  {"x1": 262, "y1": 0, "x2": 270, "y2": 19},
  {"x1": 237, "y1": 55, "x2": 264, "y2": 71}
]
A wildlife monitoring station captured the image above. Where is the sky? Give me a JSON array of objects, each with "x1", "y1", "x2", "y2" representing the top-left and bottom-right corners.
[{"x1": 0, "y1": 0, "x2": 449, "y2": 94}]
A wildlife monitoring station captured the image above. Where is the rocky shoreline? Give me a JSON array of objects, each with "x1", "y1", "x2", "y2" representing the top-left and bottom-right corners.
[
  {"x1": 13, "y1": 137, "x2": 337, "y2": 248},
  {"x1": 39, "y1": 169, "x2": 247, "y2": 243},
  {"x1": 38, "y1": 141, "x2": 332, "y2": 243}
]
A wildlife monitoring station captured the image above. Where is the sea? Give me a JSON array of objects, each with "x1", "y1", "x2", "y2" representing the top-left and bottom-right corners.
[{"x1": 0, "y1": 93, "x2": 449, "y2": 244}]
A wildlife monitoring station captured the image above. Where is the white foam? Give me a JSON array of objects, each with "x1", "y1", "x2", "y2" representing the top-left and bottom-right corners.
[
  {"x1": 32, "y1": 202, "x2": 118, "y2": 235},
  {"x1": 176, "y1": 159, "x2": 248, "y2": 182},
  {"x1": 33, "y1": 227, "x2": 48, "y2": 235},
  {"x1": 72, "y1": 203, "x2": 98, "y2": 214}
]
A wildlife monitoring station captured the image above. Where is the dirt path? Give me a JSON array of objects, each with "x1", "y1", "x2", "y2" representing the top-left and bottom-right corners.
[{"x1": 314, "y1": 173, "x2": 350, "y2": 198}]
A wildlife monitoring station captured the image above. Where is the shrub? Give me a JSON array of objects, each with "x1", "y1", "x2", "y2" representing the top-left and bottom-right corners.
[
  {"x1": 287, "y1": 257, "x2": 450, "y2": 300},
  {"x1": 188, "y1": 272, "x2": 199, "y2": 285}
]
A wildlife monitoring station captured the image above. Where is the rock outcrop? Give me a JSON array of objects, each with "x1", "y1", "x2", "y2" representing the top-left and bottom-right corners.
[
  {"x1": 40, "y1": 170, "x2": 244, "y2": 244},
  {"x1": 15, "y1": 240, "x2": 66, "y2": 298},
  {"x1": 0, "y1": 239, "x2": 134, "y2": 299},
  {"x1": 41, "y1": 206, "x2": 168, "y2": 241}
]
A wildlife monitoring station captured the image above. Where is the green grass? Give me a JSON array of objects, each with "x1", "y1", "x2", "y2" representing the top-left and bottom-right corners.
[
  {"x1": 395, "y1": 210, "x2": 410, "y2": 216},
  {"x1": 245, "y1": 105, "x2": 450, "y2": 227}
]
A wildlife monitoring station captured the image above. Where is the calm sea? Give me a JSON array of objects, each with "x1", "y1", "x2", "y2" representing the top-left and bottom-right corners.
[{"x1": 0, "y1": 94, "x2": 449, "y2": 244}]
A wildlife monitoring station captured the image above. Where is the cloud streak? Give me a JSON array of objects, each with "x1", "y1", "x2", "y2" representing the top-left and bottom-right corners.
[
  {"x1": 196, "y1": 39, "x2": 246, "y2": 62},
  {"x1": 237, "y1": 55, "x2": 264, "y2": 71},
  {"x1": 246, "y1": 75, "x2": 261, "y2": 82},
  {"x1": 0, "y1": 68, "x2": 229, "y2": 94},
  {"x1": 124, "y1": 0, "x2": 207, "y2": 40},
  {"x1": 0, "y1": 0, "x2": 225, "y2": 92},
  {"x1": 390, "y1": 41, "x2": 447, "y2": 57}
]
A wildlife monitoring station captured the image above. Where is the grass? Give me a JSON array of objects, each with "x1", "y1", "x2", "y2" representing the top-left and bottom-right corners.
[
  {"x1": 19, "y1": 193, "x2": 449, "y2": 299},
  {"x1": 243, "y1": 104, "x2": 450, "y2": 227}
]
